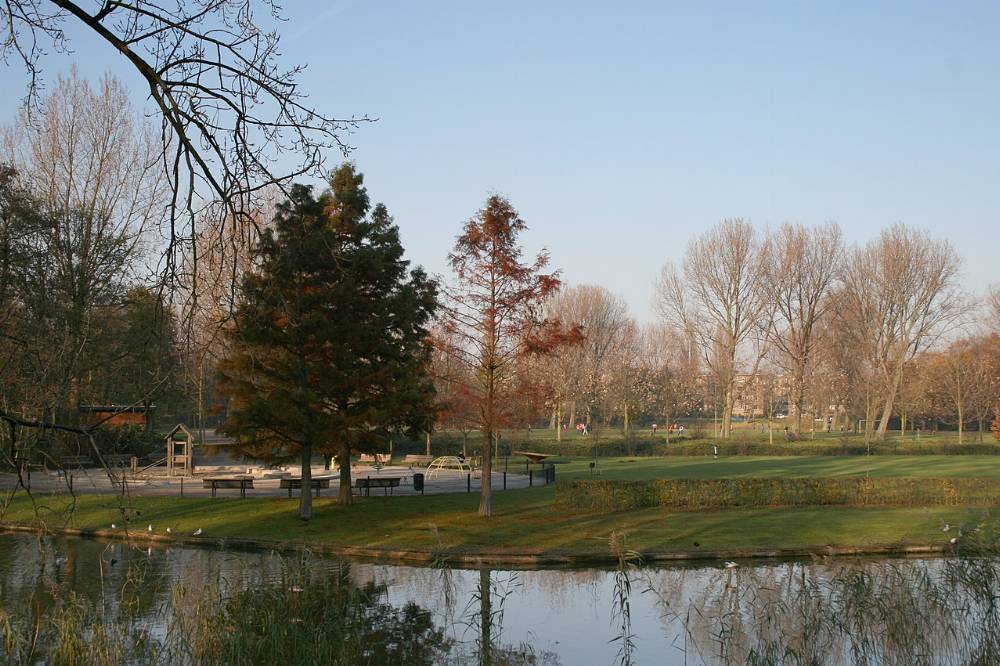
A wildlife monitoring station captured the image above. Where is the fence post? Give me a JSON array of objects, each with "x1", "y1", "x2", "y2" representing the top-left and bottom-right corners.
[
  {"x1": 69, "y1": 473, "x2": 73, "y2": 493},
  {"x1": 467, "y1": 473, "x2": 471, "y2": 493},
  {"x1": 503, "y1": 472, "x2": 507, "y2": 490},
  {"x1": 529, "y1": 470, "x2": 533, "y2": 487},
  {"x1": 181, "y1": 477, "x2": 184, "y2": 498}
]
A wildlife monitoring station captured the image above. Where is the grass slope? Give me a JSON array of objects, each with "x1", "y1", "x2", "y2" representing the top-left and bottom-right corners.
[{"x1": 2, "y1": 483, "x2": 986, "y2": 558}]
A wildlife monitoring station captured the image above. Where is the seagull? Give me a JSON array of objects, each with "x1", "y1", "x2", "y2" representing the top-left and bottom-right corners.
[
  {"x1": 147, "y1": 524, "x2": 153, "y2": 533},
  {"x1": 146, "y1": 547, "x2": 152, "y2": 556},
  {"x1": 111, "y1": 523, "x2": 117, "y2": 530},
  {"x1": 290, "y1": 586, "x2": 304, "y2": 593},
  {"x1": 950, "y1": 537, "x2": 959, "y2": 545},
  {"x1": 942, "y1": 523, "x2": 950, "y2": 532},
  {"x1": 725, "y1": 561, "x2": 738, "y2": 569},
  {"x1": 192, "y1": 528, "x2": 203, "y2": 536},
  {"x1": 165, "y1": 527, "x2": 172, "y2": 534}
]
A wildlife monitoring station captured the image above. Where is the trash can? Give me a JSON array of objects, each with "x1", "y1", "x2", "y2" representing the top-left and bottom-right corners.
[{"x1": 413, "y1": 473, "x2": 424, "y2": 494}]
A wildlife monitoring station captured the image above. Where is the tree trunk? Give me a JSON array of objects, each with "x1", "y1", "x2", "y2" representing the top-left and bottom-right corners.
[
  {"x1": 791, "y1": 365, "x2": 805, "y2": 435},
  {"x1": 425, "y1": 431, "x2": 431, "y2": 456},
  {"x1": 299, "y1": 438, "x2": 314, "y2": 520},
  {"x1": 478, "y1": 428, "x2": 492, "y2": 517},
  {"x1": 958, "y1": 404, "x2": 964, "y2": 444},
  {"x1": 479, "y1": 568, "x2": 493, "y2": 666},
  {"x1": 876, "y1": 391, "x2": 896, "y2": 441},
  {"x1": 463, "y1": 431, "x2": 469, "y2": 458},
  {"x1": 876, "y1": 360, "x2": 906, "y2": 441},
  {"x1": 337, "y1": 441, "x2": 353, "y2": 505},
  {"x1": 555, "y1": 402, "x2": 562, "y2": 442}
]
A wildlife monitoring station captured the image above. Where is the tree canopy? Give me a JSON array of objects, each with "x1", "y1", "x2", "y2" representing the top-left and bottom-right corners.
[{"x1": 218, "y1": 164, "x2": 437, "y2": 519}]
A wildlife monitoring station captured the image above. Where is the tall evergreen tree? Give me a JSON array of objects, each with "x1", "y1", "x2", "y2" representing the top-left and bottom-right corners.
[{"x1": 218, "y1": 165, "x2": 437, "y2": 519}]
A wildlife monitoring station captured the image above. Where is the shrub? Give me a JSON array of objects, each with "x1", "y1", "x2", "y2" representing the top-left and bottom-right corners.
[{"x1": 556, "y1": 478, "x2": 1000, "y2": 512}]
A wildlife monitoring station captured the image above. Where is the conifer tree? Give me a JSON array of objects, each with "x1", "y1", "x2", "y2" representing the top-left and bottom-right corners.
[{"x1": 218, "y1": 165, "x2": 437, "y2": 519}]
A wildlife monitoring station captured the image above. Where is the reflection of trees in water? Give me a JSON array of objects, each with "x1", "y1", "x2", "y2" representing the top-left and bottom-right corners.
[
  {"x1": 7, "y1": 535, "x2": 1000, "y2": 664},
  {"x1": 1, "y1": 548, "x2": 453, "y2": 665},
  {"x1": 643, "y1": 558, "x2": 1000, "y2": 665},
  {"x1": 447, "y1": 569, "x2": 562, "y2": 666}
]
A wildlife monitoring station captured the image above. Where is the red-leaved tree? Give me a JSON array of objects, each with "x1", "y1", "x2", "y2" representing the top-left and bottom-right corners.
[{"x1": 441, "y1": 195, "x2": 576, "y2": 517}]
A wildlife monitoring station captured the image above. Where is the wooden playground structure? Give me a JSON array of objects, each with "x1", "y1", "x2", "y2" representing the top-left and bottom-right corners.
[{"x1": 165, "y1": 423, "x2": 194, "y2": 476}]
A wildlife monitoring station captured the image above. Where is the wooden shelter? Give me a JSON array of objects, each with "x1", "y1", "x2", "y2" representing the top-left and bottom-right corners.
[
  {"x1": 166, "y1": 423, "x2": 194, "y2": 476},
  {"x1": 79, "y1": 404, "x2": 155, "y2": 431}
]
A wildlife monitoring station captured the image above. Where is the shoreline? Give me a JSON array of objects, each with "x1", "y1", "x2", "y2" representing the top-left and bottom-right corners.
[{"x1": 0, "y1": 521, "x2": 953, "y2": 569}]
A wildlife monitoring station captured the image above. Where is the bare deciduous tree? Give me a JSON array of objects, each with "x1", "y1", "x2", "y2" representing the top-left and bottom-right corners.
[
  {"x1": 2, "y1": 0, "x2": 366, "y2": 285},
  {"x1": 840, "y1": 224, "x2": 963, "y2": 441},
  {"x1": 656, "y1": 218, "x2": 772, "y2": 438},
  {"x1": 765, "y1": 222, "x2": 843, "y2": 434},
  {"x1": 547, "y1": 284, "x2": 629, "y2": 438}
]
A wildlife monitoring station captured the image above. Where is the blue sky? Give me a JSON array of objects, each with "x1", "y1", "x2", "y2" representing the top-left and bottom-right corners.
[{"x1": 2, "y1": 1, "x2": 998, "y2": 319}]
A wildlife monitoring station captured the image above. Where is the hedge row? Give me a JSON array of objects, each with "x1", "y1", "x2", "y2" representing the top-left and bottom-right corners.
[
  {"x1": 555, "y1": 478, "x2": 1000, "y2": 512},
  {"x1": 396, "y1": 436, "x2": 1000, "y2": 458}
]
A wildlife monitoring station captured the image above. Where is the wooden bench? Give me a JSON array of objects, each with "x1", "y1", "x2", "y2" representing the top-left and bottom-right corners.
[
  {"x1": 104, "y1": 454, "x2": 134, "y2": 468},
  {"x1": 279, "y1": 477, "x2": 332, "y2": 498},
  {"x1": 203, "y1": 475, "x2": 254, "y2": 497},
  {"x1": 403, "y1": 454, "x2": 434, "y2": 466},
  {"x1": 355, "y1": 476, "x2": 401, "y2": 496}
]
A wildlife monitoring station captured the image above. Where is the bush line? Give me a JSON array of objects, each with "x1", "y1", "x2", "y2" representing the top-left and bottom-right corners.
[
  {"x1": 556, "y1": 478, "x2": 1000, "y2": 512},
  {"x1": 391, "y1": 438, "x2": 1000, "y2": 459}
]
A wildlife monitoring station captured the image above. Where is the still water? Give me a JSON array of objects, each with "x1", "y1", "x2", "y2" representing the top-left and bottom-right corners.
[{"x1": 2, "y1": 532, "x2": 999, "y2": 665}]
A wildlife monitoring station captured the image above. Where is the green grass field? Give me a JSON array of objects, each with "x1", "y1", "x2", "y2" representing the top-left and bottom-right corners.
[
  {"x1": 553, "y1": 454, "x2": 1000, "y2": 481},
  {"x1": 4, "y1": 454, "x2": 997, "y2": 559}
]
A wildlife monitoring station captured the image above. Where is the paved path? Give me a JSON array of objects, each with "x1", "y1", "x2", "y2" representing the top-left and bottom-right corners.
[{"x1": 0, "y1": 464, "x2": 541, "y2": 498}]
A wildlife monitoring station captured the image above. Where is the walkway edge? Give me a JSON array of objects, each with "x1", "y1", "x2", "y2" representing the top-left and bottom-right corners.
[{"x1": 0, "y1": 522, "x2": 952, "y2": 568}]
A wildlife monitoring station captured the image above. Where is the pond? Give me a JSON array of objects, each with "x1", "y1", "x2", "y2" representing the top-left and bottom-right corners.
[{"x1": 1, "y1": 532, "x2": 999, "y2": 665}]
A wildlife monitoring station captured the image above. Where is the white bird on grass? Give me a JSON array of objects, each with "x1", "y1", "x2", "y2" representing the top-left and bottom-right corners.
[
  {"x1": 192, "y1": 528, "x2": 203, "y2": 536},
  {"x1": 111, "y1": 523, "x2": 117, "y2": 530},
  {"x1": 147, "y1": 524, "x2": 153, "y2": 533},
  {"x1": 165, "y1": 527, "x2": 172, "y2": 534},
  {"x1": 725, "y1": 561, "x2": 739, "y2": 569},
  {"x1": 950, "y1": 537, "x2": 959, "y2": 545},
  {"x1": 942, "y1": 523, "x2": 950, "y2": 532}
]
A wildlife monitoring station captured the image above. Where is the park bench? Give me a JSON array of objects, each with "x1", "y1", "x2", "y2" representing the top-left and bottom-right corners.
[
  {"x1": 203, "y1": 475, "x2": 254, "y2": 497},
  {"x1": 279, "y1": 476, "x2": 332, "y2": 498},
  {"x1": 357, "y1": 454, "x2": 388, "y2": 465},
  {"x1": 104, "y1": 454, "x2": 134, "y2": 468},
  {"x1": 403, "y1": 454, "x2": 434, "y2": 467},
  {"x1": 355, "y1": 476, "x2": 401, "y2": 496}
]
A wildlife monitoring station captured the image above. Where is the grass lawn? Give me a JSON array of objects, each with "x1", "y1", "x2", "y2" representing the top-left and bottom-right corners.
[
  {"x1": 554, "y1": 454, "x2": 1000, "y2": 481},
  {"x1": 2, "y1": 476, "x2": 991, "y2": 559}
]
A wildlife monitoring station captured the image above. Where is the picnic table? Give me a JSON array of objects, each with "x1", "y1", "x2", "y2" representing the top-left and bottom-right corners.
[
  {"x1": 514, "y1": 451, "x2": 557, "y2": 474},
  {"x1": 279, "y1": 476, "x2": 332, "y2": 498},
  {"x1": 203, "y1": 475, "x2": 254, "y2": 497},
  {"x1": 514, "y1": 451, "x2": 555, "y2": 465},
  {"x1": 355, "y1": 476, "x2": 401, "y2": 496}
]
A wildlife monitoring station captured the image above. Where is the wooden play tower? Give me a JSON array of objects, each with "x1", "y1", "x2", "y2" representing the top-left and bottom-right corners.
[{"x1": 166, "y1": 423, "x2": 194, "y2": 476}]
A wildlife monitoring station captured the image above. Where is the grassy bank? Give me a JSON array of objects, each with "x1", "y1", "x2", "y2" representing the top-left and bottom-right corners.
[
  {"x1": 1, "y1": 486, "x2": 991, "y2": 560},
  {"x1": 554, "y1": 454, "x2": 1000, "y2": 481}
]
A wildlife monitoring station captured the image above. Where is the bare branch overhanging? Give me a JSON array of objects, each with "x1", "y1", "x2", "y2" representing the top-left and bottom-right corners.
[{"x1": 3, "y1": 0, "x2": 370, "y2": 292}]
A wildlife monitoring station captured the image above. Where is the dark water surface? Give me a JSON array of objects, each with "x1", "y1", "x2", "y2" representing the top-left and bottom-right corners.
[{"x1": 2, "y1": 532, "x2": 999, "y2": 665}]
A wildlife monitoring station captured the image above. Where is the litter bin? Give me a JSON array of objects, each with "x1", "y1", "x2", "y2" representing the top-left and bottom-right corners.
[{"x1": 413, "y1": 473, "x2": 424, "y2": 494}]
